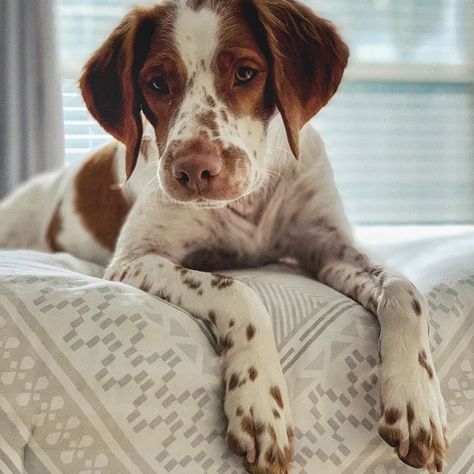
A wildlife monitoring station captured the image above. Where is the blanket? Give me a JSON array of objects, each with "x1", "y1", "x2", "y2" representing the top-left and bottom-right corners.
[{"x1": 0, "y1": 228, "x2": 473, "y2": 473}]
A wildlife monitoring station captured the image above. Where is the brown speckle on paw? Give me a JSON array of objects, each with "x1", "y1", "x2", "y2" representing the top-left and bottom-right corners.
[
  {"x1": 182, "y1": 276, "x2": 202, "y2": 291},
  {"x1": 226, "y1": 431, "x2": 246, "y2": 456},
  {"x1": 385, "y1": 408, "x2": 400, "y2": 425},
  {"x1": 241, "y1": 415, "x2": 264, "y2": 438},
  {"x1": 236, "y1": 406, "x2": 243, "y2": 417},
  {"x1": 412, "y1": 298, "x2": 422, "y2": 316},
  {"x1": 407, "y1": 403, "x2": 414, "y2": 426},
  {"x1": 400, "y1": 427, "x2": 431, "y2": 469},
  {"x1": 248, "y1": 366, "x2": 258, "y2": 381},
  {"x1": 378, "y1": 424, "x2": 402, "y2": 448},
  {"x1": 119, "y1": 269, "x2": 128, "y2": 281},
  {"x1": 246, "y1": 324, "x2": 256, "y2": 341},
  {"x1": 229, "y1": 373, "x2": 240, "y2": 391},
  {"x1": 155, "y1": 289, "x2": 172, "y2": 302},
  {"x1": 431, "y1": 420, "x2": 448, "y2": 471},
  {"x1": 174, "y1": 265, "x2": 188, "y2": 275},
  {"x1": 263, "y1": 425, "x2": 293, "y2": 472},
  {"x1": 208, "y1": 310, "x2": 217, "y2": 325},
  {"x1": 219, "y1": 334, "x2": 234, "y2": 354},
  {"x1": 418, "y1": 350, "x2": 434, "y2": 379},
  {"x1": 211, "y1": 273, "x2": 234, "y2": 289},
  {"x1": 139, "y1": 278, "x2": 152, "y2": 292},
  {"x1": 270, "y1": 386, "x2": 284, "y2": 409}
]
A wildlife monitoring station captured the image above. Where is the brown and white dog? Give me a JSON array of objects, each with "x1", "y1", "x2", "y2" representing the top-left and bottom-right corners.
[{"x1": 0, "y1": 0, "x2": 448, "y2": 472}]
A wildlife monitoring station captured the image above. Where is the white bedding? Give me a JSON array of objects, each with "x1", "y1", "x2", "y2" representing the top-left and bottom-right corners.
[{"x1": 0, "y1": 228, "x2": 473, "y2": 473}]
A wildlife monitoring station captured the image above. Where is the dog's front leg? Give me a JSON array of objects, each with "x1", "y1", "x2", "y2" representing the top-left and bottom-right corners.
[
  {"x1": 293, "y1": 221, "x2": 448, "y2": 472},
  {"x1": 105, "y1": 254, "x2": 294, "y2": 473}
]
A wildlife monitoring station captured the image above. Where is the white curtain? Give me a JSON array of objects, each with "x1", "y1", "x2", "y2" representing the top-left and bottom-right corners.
[{"x1": 0, "y1": 0, "x2": 64, "y2": 197}]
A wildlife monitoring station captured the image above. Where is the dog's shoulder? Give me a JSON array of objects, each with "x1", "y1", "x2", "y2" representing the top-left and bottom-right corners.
[{"x1": 46, "y1": 141, "x2": 135, "y2": 263}]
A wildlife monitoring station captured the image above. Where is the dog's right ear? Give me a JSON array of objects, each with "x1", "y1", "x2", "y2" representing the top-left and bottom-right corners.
[
  {"x1": 79, "y1": 8, "x2": 155, "y2": 178},
  {"x1": 250, "y1": 0, "x2": 349, "y2": 159}
]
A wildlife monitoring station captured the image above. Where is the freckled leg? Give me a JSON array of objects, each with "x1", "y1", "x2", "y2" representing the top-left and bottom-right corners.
[
  {"x1": 295, "y1": 223, "x2": 448, "y2": 472},
  {"x1": 105, "y1": 254, "x2": 294, "y2": 473}
]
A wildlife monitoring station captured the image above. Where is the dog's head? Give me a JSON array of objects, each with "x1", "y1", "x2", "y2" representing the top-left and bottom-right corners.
[{"x1": 80, "y1": 0, "x2": 349, "y2": 207}]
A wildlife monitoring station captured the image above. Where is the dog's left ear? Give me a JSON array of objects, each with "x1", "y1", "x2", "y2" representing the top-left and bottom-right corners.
[
  {"x1": 250, "y1": 0, "x2": 349, "y2": 158},
  {"x1": 79, "y1": 8, "x2": 155, "y2": 178}
]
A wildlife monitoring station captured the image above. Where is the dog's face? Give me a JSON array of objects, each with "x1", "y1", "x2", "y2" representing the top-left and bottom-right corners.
[{"x1": 80, "y1": 0, "x2": 349, "y2": 207}]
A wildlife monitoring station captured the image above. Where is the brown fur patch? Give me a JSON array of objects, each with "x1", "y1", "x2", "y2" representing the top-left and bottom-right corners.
[
  {"x1": 418, "y1": 351, "x2": 434, "y2": 379},
  {"x1": 211, "y1": 274, "x2": 234, "y2": 289},
  {"x1": 270, "y1": 386, "x2": 284, "y2": 409},
  {"x1": 80, "y1": 4, "x2": 179, "y2": 177},
  {"x1": 246, "y1": 323, "x2": 256, "y2": 341},
  {"x1": 272, "y1": 409, "x2": 280, "y2": 419},
  {"x1": 219, "y1": 334, "x2": 234, "y2": 354},
  {"x1": 385, "y1": 408, "x2": 400, "y2": 425},
  {"x1": 213, "y1": 3, "x2": 275, "y2": 126},
  {"x1": 175, "y1": 265, "x2": 189, "y2": 276},
  {"x1": 155, "y1": 288, "x2": 172, "y2": 302},
  {"x1": 208, "y1": 310, "x2": 217, "y2": 325},
  {"x1": 264, "y1": 425, "x2": 293, "y2": 471},
  {"x1": 412, "y1": 299, "x2": 422, "y2": 316},
  {"x1": 248, "y1": 366, "x2": 258, "y2": 381},
  {"x1": 407, "y1": 403, "x2": 414, "y2": 426},
  {"x1": 74, "y1": 143, "x2": 130, "y2": 251},
  {"x1": 229, "y1": 372, "x2": 240, "y2": 391},
  {"x1": 119, "y1": 269, "x2": 128, "y2": 281},
  {"x1": 378, "y1": 424, "x2": 402, "y2": 448},
  {"x1": 182, "y1": 276, "x2": 202, "y2": 291},
  {"x1": 226, "y1": 431, "x2": 246, "y2": 456},
  {"x1": 236, "y1": 406, "x2": 244, "y2": 417},
  {"x1": 206, "y1": 95, "x2": 216, "y2": 107},
  {"x1": 241, "y1": 415, "x2": 264, "y2": 439},
  {"x1": 196, "y1": 109, "x2": 218, "y2": 133},
  {"x1": 46, "y1": 202, "x2": 64, "y2": 252},
  {"x1": 139, "y1": 278, "x2": 152, "y2": 292},
  {"x1": 400, "y1": 428, "x2": 431, "y2": 469},
  {"x1": 430, "y1": 420, "x2": 448, "y2": 472}
]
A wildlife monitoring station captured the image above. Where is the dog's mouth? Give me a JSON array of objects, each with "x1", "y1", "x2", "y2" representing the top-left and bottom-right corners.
[{"x1": 159, "y1": 181, "x2": 254, "y2": 208}]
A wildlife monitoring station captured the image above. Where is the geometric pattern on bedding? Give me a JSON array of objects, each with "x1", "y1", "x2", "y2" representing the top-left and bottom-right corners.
[{"x1": 0, "y1": 252, "x2": 473, "y2": 473}]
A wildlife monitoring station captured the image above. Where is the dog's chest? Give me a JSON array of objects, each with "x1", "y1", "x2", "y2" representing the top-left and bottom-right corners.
[{"x1": 181, "y1": 181, "x2": 290, "y2": 271}]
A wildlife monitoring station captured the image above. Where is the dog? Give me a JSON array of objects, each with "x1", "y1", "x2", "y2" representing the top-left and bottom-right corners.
[{"x1": 0, "y1": 0, "x2": 448, "y2": 472}]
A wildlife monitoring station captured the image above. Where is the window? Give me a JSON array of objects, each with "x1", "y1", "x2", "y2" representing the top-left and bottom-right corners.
[{"x1": 57, "y1": 0, "x2": 474, "y2": 224}]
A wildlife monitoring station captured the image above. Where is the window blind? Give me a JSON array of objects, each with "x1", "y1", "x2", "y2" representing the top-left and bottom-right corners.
[{"x1": 57, "y1": 0, "x2": 474, "y2": 224}]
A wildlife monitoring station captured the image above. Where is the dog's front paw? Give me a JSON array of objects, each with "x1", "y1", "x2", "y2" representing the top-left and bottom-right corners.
[
  {"x1": 377, "y1": 280, "x2": 449, "y2": 471},
  {"x1": 223, "y1": 351, "x2": 294, "y2": 473},
  {"x1": 378, "y1": 353, "x2": 448, "y2": 472}
]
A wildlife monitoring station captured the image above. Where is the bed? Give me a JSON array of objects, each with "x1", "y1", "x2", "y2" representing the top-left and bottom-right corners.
[{"x1": 0, "y1": 227, "x2": 473, "y2": 473}]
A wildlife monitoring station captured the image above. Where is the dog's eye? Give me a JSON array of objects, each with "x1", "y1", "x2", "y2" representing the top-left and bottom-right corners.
[
  {"x1": 235, "y1": 66, "x2": 257, "y2": 85},
  {"x1": 150, "y1": 75, "x2": 170, "y2": 94}
]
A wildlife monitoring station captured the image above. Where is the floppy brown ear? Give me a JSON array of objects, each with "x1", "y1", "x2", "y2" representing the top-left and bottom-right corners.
[
  {"x1": 79, "y1": 8, "x2": 155, "y2": 177},
  {"x1": 251, "y1": 0, "x2": 349, "y2": 158}
]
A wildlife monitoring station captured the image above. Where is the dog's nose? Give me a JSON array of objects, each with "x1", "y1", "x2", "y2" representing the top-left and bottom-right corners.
[{"x1": 172, "y1": 152, "x2": 223, "y2": 191}]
